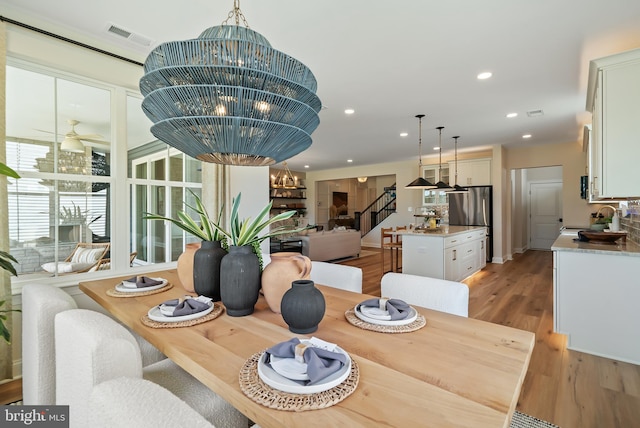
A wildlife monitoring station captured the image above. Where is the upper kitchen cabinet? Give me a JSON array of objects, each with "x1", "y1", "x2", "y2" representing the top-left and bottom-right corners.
[
  {"x1": 422, "y1": 163, "x2": 449, "y2": 186},
  {"x1": 449, "y1": 158, "x2": 491, "y2": 186},
  {"x1": 586, "y1": 48, "x2": 640, "y2": 200}
]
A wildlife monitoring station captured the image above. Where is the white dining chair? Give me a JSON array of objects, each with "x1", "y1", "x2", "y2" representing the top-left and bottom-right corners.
[
  {"x1": 21, "y1": 283, "x2": 166, "y2": 405},
  {"x1": 55, "y1": 309, "x2": 247, "y2": 428},
  {"x1": 310, "y1": 261, "x2": 363, "y2": 293},
  {"x1": 380, "y1": 272, "x2": 469, "y2": 317},
  {"x1": 88, "y1": 377, "x2": 214, "y2": 428},
  {"x1": 21, "y1": 283, "x2": 77, "y2": 405}
]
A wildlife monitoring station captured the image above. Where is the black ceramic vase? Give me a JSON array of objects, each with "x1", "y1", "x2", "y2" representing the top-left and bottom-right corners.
[
  {"x1": 219, "y1": 245, "x2": 261, "y2": 316},
  {"x1": 280, "y1": 280, "x2": 326, "y2": 334},
  {"x1": 193, "y1": 240, "x2": 226, "y2": 301}
]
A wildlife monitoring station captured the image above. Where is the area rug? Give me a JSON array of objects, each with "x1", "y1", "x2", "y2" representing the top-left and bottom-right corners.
[{"x1": 511, "y1": 411, "x2": 560, "y2": 428}]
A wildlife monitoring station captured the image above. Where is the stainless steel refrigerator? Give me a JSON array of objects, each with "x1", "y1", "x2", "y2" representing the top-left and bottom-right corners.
[{"x1": 447, "y1": 185, "x2": 493, "y2": 262}]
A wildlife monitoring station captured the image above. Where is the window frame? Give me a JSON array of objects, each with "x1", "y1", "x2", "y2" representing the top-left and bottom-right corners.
[
  {"x1": 130, "y1": 147, "x2": 203, "y2": 266},
  {"x1": 5, "y1": 59, "x2": 201, "y2": 292}
]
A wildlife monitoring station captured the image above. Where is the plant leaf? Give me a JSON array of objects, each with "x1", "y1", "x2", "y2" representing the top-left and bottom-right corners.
[
  {"x1": 0, "y1": 252, "x2": 18, "y2": 276},
  {"x1": 0, "y1": 322, "x2": 10, "y2": 344},
  {"x1": 0, "y1": 162, "x2": 20, "y2": 179},
  {"x1": 143, "y1": 212, "x2": 208, "y2": 241}
]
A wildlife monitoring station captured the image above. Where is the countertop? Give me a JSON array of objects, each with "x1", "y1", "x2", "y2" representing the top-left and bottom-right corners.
[
  {"x1": 551, "y1": 234, "x2": 640, "y2": 257},
  {"x1": 394, "y1": 225, "x2": 486, "y2": 237}
]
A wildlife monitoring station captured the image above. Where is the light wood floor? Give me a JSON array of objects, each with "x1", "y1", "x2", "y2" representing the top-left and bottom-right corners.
[{"x1": 339, "y1": 248, "x2": 640, "y2": 428}]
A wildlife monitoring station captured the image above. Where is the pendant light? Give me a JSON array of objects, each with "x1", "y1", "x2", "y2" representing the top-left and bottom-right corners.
[
  {"x1": 446, "y1": 136, "x2": 468, "y2": 193},
  {"x1": 271, "y1": 161, "x2": 298, "y2": 188},
  {"x1": 405, "y1": 114, "x2": 436, "y2": 189},
  {"x1": 434, "y1": 126, "x2": 452, "y2": 190},
  {"x1": 139, "y1": 0, "x2": 321, "y2": 166}
]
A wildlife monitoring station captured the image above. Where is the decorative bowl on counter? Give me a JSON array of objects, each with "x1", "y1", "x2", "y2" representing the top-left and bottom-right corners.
[
  {"x1": 577, "y1": 230, "x2": 627, "y2": 244},
  {"x1": 589, "y1": 223, "x2": 607, "y2": 231}
]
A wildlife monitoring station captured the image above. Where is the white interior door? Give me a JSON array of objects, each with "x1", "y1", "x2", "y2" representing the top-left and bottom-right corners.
[{"x1": 530, "y1": 182, "x2": 562, "y2": 249}]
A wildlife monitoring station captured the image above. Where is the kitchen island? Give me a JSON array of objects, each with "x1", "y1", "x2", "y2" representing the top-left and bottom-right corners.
[
  {"x1": 552, "y1": 234, "x2": 640, "y2": 364},
  {"x1": 398, "y1": 226, "x2": 487, "y2": 281}
]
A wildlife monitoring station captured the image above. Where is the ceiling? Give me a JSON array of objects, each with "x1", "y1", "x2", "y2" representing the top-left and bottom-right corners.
[{"x1": 2, "y1": 0, "x2": 640, "y2": 172}]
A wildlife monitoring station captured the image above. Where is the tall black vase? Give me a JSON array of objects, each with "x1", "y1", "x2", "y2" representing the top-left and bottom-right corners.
[
  {"x1": 193, "y1": 240, "x2": 226, "y2": 301},
  {"x1": 281, "y1": 280, "x2": 326, "y2": 334},
  {"x1": 220, "y1": 245, "x2": 261, "y2": 316}
]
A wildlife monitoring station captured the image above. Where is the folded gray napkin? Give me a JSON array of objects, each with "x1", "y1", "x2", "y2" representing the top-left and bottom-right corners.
[
  {"x1": 266, "y1": 338, "x2": 347, "y2": 385},
  {"x1": 162, "y1": 298, "x2": 210, "y2": 316},
  {"x1": 124, "y1": 276, "x2": 163, "y2": 288},
  {"x1": 359, "y1": 298, "x2": 411, "y2": 320}
]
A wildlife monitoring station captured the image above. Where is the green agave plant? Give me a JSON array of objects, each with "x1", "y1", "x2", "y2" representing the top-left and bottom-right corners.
[
  {"x1": 1, "y1": 162, "x2": 20, "y2": 343},
  {"x1": 143, "y1": 190, "x2": 225, "y2": 243},
  {"x1": 212, "y1": 192, "x2": 303, "y2": 247}
]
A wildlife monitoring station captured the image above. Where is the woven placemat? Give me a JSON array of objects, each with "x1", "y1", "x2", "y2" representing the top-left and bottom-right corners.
[
  {"x1": 140, "y1": 302, "x2": 224, "y2": 328},
  {"x1": 106, "y1": 282, "x2": 173, "y2": 298},
  {"x1": 511, "y1": 411, "x2": 560, "y2": 428},
  {"x1": 344, "y1": 308, "x2": 426, "y2": 333},
  {"x1": 239, "y1": 351, "x2": 359, "y2": 411}
]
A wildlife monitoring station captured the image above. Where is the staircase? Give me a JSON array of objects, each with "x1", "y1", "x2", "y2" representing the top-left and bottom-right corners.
[{"x1": 355, "y1": 184, "x2": 396, "y2": 236}]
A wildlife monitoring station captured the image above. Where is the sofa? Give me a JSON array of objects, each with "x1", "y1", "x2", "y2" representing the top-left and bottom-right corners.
[{"x1": 297, "y1": 229, "x2": 361, "y2": 261}]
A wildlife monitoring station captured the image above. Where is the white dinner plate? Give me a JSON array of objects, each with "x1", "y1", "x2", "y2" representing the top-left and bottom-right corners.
[
  {"x1": 258, "y1": 343, "x2": 351, "y2": 394},
  {"x1": 115, "y1": 278, "x2": 167, "y2": 293},
  {"x1": 354, "y1": 304, "x2": 418, "y2": 326},
  {"x1": 359, "y1": 305, "x2": 393, "y2": 320},
  {"x1": 147, "y1": 300, "x2": 214, "y2": 323},
  {"x1": 269, "y1": 356, "x2": 309, "y2": 381}
]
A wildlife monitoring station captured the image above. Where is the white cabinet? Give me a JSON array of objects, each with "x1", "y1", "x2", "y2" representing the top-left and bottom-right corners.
[
  {"x1": 421, "y1": 164, "x2": 449, "y2": 185},
  {"x1": 444, "y1": 228, "x2": 486, "y2": 281},
  {"x1": 554, "y1": 248, "x2": 640, "y2": 364},
  {"x1": 449, "y1": 158, "x2": 491, "y2": 186},
  {"x1": 444, "y1": 246, "x2": 458, "y2": 281},
  {"x1": 404, "y1": 227, "x2": 486, "y2": 282},
  {"x1": 421, "y1": 164, "x2": 449, "y2": 205},
  {"x1": 587, "y1": 48, "x2": 640, "y2": 199},
  {"x1": 478, "y1": 238, "x2": 487, "y2": 269}
]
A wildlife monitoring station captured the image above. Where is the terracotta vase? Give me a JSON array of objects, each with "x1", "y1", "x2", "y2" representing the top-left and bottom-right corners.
[
  {"x1": 261, "y1": 252, "x2": 312, "y2": 313},
  {"x1": 176, "y1": 242, "x2": 201, "y2": 292}
]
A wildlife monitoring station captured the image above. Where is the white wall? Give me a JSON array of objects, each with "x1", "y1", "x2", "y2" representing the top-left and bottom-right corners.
[{"x1": 229, "y1": 166, "x2": 270, "y2": 254}]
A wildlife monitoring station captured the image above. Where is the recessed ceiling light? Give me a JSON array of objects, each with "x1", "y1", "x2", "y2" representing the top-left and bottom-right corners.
[
  {"x1": 477, "y1": 72, "x2": 492, "y2": 80},
  {"x1": 522, "y1": 134, "x2": 532, "y2": 139},
  {"x1": 506, "y1": 112, "x2": 518, "y2": 118},
  {"x1": 400, "y1": 132, "x2": 408, "y2": 137},
  {"x1": 304, "y1": 165, "x2": 309, "y2": 168},
  {"x1": 344, "y1": 109, "x2": 355, "y2": 115}
]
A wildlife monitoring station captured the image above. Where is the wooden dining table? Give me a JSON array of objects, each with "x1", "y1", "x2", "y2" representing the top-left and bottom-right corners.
[{"x1": 79, "y1": 269, "x2": 534, "y2": 428}]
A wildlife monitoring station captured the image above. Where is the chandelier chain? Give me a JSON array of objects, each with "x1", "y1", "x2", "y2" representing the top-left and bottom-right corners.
[
  {"x1": 454, "y1": 136, "x2": 459, "y2": 185},
  {"x1": 417, "y1": 115, "x2": 424, "y2": 167},
  {"x1": 223, "y1": 0, "x2": 251, "y2": 27},
  {"x1": 438, "y1": 128, "x2": 443, "y2": 176}
]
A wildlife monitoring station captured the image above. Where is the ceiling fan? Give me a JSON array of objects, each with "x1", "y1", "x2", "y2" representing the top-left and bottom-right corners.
[{"x1": 60, "y1": 119, "x2": 110, "y2": 153}]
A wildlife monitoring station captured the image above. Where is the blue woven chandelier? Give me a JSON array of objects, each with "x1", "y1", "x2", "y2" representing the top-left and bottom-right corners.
[{"x1": 139, "y1": 1, "x2": 321, "y2": 166}]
